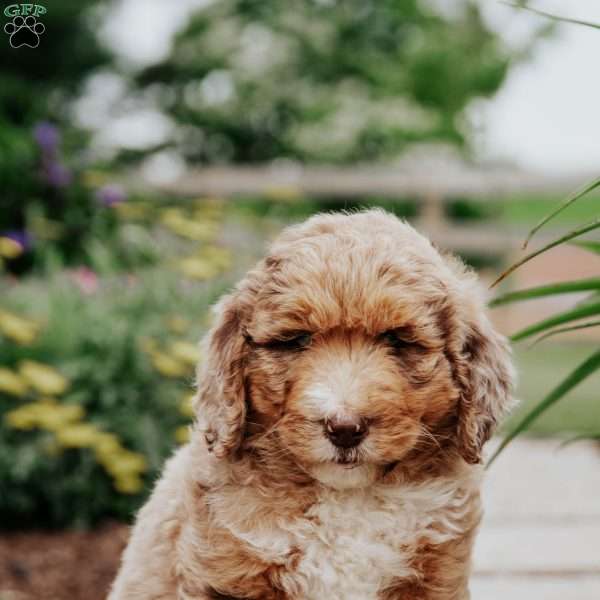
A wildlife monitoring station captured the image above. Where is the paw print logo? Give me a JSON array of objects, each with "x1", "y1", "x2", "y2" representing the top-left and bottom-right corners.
[{"x1": 4, "y1": 15, "x2": 45, "y2": 48}]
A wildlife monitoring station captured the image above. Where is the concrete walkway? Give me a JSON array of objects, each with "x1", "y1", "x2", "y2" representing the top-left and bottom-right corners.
[{"x1": 473, "y1": 438, "x2": 600, "y2": 599}]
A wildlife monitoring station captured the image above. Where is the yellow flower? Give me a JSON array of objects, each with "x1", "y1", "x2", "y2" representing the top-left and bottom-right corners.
[
  {"x1": 103, "y1": 450, "x2": 147, "y2": 477},
  {"x1": 150, "y1": 352, "x2": 189, "y2": 378},
  {"x1": 4, "y1": 399, "x2": 84, "y2": 432},
  {"x1": 264, "y1": 185, "x2": 301, "y2": 202},
  {"x1": 179, "y1": 393, "x2": 195, "y2": 418},
  {"x1": 38, "y1": 403, "x2": 85, "y2": 432},
  {"x1": 165, "y1": 315, "x2": 189, "y2": 335},
  {"x1": 160, "y1": 209, "x2": 219, "y2": 241},
  {"x1": 55, "y1": 423, "x2": 100, "y2": 448},
  {"x1": 175, "y1": 425, "x2": 190, "y2": 444},
  {"x1": 169, "y1": 341, "x2": 201, "y2": 365},
  {"x1": 192, "y1": 196, "x2": 225, "y2": 211},
  {"x1": 113, "y1": 202, "x2": 150, "y2": 220},
  {"x1": 177, "y1": 257, "x2": 220, "y2": 280},
  {"x1": 93, "y1": 432, "x2": 123, "y2": 461},
  {"x1": 0, "y1": 310, "x2": 40, "y2": 345},
  {"x1": 114, "y1": 474, "x2": 144, "y2": 494},
  {"x1": 139, "y1": 336, "x2": 159, "y2": 354},
  {"x1": 198, "y1": 245, "x2": 231, "y2": 270},
  {"x1": 48, "y1": 404, "x2": 85, "y2": 430},
  {"x1": 0, "y1": 367, "x2": 28, "y2": 397},
  {"x1": 4, "y1": 404, "x2": 38, "y2": 430},
  {"x1": 18, "y1": 360, "x2": 69, "y2": 396},
  {"x1": 81, "y1": 170, "x2": 110, "y2": 187},
  {"x1": 0, "y1": 237, "x2": 23, "y2": 259}
]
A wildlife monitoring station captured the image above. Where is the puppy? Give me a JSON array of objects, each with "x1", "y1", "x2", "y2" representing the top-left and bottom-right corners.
[{"x1": 109, "y1": 209, "x2": 514, "y2": 600}]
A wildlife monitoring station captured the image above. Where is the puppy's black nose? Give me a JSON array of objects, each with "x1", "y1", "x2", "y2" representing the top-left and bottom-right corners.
[{"x1": 325, "y1": 416, "x2": 368, "y2": 449}]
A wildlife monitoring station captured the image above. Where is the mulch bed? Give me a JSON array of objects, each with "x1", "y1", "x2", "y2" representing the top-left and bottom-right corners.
[{"x1": 0, "y1": 522, "x2": 129, "y2": 600}]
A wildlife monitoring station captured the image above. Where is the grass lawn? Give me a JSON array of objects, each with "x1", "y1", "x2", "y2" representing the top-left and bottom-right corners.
[
  {"x1": 506, "y1": 342, "x2": 600, "y2": 437},
  {"x1": 499, "y1": 192, "x2": 600, "y2": 228}
]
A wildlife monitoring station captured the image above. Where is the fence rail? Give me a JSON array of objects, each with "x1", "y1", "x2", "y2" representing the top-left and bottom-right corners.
[
  {"x1": 158, "y1": 165, "x2": 588, "y2": 200},
  {"x1": 155, "y1": 165, "x2": 590, "y2": 253}
]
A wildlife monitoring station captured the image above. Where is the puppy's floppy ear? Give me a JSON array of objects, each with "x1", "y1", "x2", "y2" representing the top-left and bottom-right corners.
[
  {"x1": 195, "y1": 294, "x2": 248, "y2": 459},
  {"x1": 456, "y1": 315, "x2": 515, "y2": 464}
]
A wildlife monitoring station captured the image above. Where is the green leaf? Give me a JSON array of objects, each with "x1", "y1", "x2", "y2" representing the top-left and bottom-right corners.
[
  {"x1": 488, "y1": 348, "x2": 600, "y2": 466},
  {"x1": 490, "y1": 278, "x2": 600, "y2": 307},
  {"x1": 529, "y1": 320, "x2": 600, "y2": 346},
  {"x1": 502, "y1": 2, "x2": 600, "y2": 30},
  {"x1": 491, "y1": 218, "x2": 600, "y2": 288},
  {"x1": 511, "y1": 301, "x2": 600, "y2": 342},
  {"x1": 572, "y1": 240, "x2": 600, "y2": 254},
  {"x1": 559, "y1": 433, "x2": 600, "y2": 449},
  {"x1": 575, "y1": 291, "x2": 600, "y2": 308},
  {"x1": 523, "y1": 176, "x2": 600, "y2": 248}
]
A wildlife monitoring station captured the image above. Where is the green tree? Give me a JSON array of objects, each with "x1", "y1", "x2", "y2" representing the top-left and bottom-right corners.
[
  {"x1": 137, "y1": 0, "x2": 526, "y2": 164},
  {"x1": 0, "y1": 1, "x2": 113, "y2": 272}
]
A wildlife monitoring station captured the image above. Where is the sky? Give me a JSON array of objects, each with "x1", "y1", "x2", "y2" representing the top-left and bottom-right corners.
[
  {"x1": 477, "y1": 0, "x2": 600, "y2": 175},
  {"x1": 98, "y1": 0, "x2": 600, "y2": 177}
]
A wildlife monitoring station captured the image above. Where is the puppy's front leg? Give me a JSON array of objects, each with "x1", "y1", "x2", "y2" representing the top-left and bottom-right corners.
[{"x1": 379, "y1": 531, "x2": 476, "y2": 600}]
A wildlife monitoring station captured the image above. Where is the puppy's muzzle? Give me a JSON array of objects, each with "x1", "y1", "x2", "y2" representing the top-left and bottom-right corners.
[{"x1": 324, "y1": 416, "x2": 368, "y2": 449}]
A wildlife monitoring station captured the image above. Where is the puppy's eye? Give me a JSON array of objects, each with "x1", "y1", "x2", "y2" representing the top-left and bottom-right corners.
[
  {"x1": 380, "y1": 330, "x2": 420, "y2": 351},
  {"x1": 268, "y1": 332, "x2": 312, "y2": 351}
]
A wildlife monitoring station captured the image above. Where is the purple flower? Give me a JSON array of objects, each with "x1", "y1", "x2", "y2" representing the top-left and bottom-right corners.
[
  {"x1": 43, "y1": 159, "x2": 72, "y2": 188},
  {"x1": 33, "y1": 121, "x2": 60, "y2": 154},
  {"x1": 1, "y1": 230, "x2": 33, "y2": 252},
  {"x1": 96, "y1": 184, "x2": 126, "y2": 207}
]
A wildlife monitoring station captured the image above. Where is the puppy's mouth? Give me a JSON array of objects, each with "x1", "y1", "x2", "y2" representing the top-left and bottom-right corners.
[{"x1": 334, "y1": 449, "x2": 361, "y2": 468}]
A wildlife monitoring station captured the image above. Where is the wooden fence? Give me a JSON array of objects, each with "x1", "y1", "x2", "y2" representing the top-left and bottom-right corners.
[{"x1": 156, "y1": 165, "x2": 590, "y2": 255}]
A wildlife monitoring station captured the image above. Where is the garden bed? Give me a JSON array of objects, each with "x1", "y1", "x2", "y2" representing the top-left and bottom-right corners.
[{"x1": 0, "y1": 522, "x2": 128, "y2": 600}]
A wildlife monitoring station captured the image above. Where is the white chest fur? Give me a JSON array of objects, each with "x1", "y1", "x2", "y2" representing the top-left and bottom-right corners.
[{"x1": 216, "y1": 475, "x2": 477, "y2": 600}]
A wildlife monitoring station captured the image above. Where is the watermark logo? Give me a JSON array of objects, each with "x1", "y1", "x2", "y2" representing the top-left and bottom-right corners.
[{"x1": 3, "y1": 4, "x2": 46, "y2": 48}]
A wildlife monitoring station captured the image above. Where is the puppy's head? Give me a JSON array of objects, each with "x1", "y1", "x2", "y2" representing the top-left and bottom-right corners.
[{"x1": 195, "y1": 210, "x2": 514, "y2": 488}]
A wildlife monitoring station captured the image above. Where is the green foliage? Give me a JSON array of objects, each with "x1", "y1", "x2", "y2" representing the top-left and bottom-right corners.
[
  {"x1": 489, "y1": 348, "x2": 600, "y2": 464},
  {"x1": 490, "y1": 0, "x2": 600, "y2": 454},
  {"x1": 0, "y1": 1, "x2": 115, "y2": 274},
  {"x1": 0, "y1": 267, "x2": 228, "y2": 528},
  {"x1": 0, "y1": 195, "x2": 242, "y2": 527},
  {"x1": 490, "y1": 176, "x2": 600, "y2": 463},
  {"x1": 490, "y1": 278, "x2": 600, "y2": 307},
  {"x1": 136, "y1": 0, "x2": 517, "y2": 163},
  {"x1": 507, "y1": 343, "x2": 600, "y2": 437}
]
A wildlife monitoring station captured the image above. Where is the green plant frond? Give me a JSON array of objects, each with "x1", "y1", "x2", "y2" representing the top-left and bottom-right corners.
[
  {"x1": 491, "y1": 218, "x2": 600, "y2": 288},
  {"x1": 572, "y1": 240, "x2": 600, "y2": 254},
  {"x1": 488, "y1": 347, "x2": 600, "y2": 465},
  {"x1": 502, "y1": 2, "x2": 600, "y2": 30},
  {"x1": 559, "y1": 432, "x2": 600, "y2": 449},
  {"x1": 574, "y1": 291, "x2": 600, "y2": 309},
  {"x1": 511, "y1": 301, "x2": 600, "y2": 342},
  {"x1": 490, "y1": 278, "x2": 600, "y2": 307},
  {"x1": 523, "y1": 177, "x2": 600, "y2": 249},
  {"x1": 529, "y1": 320, "x2": 600, "y2": 347}
]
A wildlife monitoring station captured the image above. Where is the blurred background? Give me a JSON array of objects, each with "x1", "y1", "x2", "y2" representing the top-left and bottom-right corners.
[{"x1": 0, "y1": 1, "x2": 598, "y2": 599}]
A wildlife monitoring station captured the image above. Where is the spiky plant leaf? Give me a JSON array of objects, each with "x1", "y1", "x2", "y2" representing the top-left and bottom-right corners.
[
  {"x1": 502, "y1": 2, "x2": 600, "y2": 30},
  {"x1": 529, "y1": 320, "x2": 600, "y2": 346},
  {"x1": 511, "y1": 301, "x2": 600, "y2": 342},
  {"x1": 572, "y1": 240, "x2": 600, "y2": 254},
  {"x1": 559, "y1": 433, "x2": 600, "y2": 449},
  {"x1": 490, "y1": 278, "x2": 600, "y2": 307},
  {"x1": 488, "y1": 348, "x2": 600, "y2": 465},
  {"x1": 491, "y1": 219, "x2": 600, "y2": 288}
]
